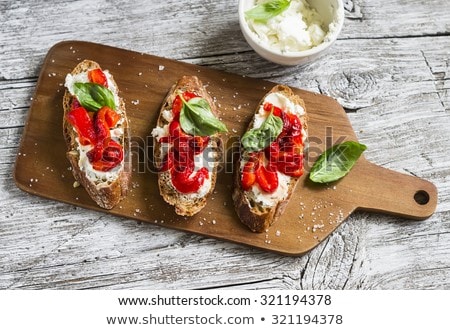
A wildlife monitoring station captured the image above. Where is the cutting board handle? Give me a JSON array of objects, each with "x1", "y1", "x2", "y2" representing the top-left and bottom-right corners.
[{"x1": 354, "y1": 160, "x2": 438, "y2": 219}]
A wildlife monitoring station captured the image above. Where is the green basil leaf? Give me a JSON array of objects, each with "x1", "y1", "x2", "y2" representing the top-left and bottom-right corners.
[
  {"x1": 241, "y1": 110, "x2": 283, "y2": 152},
  {"x1": 309, "y1": 141, "x2": 367, "y2": 183},
  {"x1": 73, "y1": 82, "x2": 116, "y2": 112},
  {"x1": 179, "y1": 95, "x2": 228, "y2": 136},
  {"x1": 245, "y1": 0, "x2": 291, "y2": 22}
]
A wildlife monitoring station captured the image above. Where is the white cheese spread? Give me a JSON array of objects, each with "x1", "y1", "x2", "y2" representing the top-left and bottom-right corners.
[{"x1": 246, "y1": 0, "x2": 327, "y2": 53}]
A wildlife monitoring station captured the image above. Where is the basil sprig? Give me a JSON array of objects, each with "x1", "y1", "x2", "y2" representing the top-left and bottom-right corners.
[
  {"x1": 179, "y1": 94, "x2": 228, "y2": 136},
  {"x1": 73, "y1": 82, "x2": 116, "y2": 112},
  {"x1": 245, "y1": 0, "x2": 291, "y2": 22},
  {"x1": 241, "y1": 110, "x2": 283, "y2": 152},
  {"x1": 309, "y1": 141, "x2": 367, "y2": 183}
]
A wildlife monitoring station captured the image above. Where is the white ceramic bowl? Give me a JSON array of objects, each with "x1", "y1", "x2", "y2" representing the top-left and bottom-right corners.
[{"x1": 239, "y1": 0, "x2": 344, "y2": 66}]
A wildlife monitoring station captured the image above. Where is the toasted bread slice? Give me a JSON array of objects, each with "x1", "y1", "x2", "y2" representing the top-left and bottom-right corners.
[
  {"x1": 152, "y1": 76, "x2": 222, "y2": 216},
  {"x1": 63, "y1": 60, "x2": 131, "y2": 209},
  {"x1": 232, "y1": 85, "x2": 308, "y2": 232}
]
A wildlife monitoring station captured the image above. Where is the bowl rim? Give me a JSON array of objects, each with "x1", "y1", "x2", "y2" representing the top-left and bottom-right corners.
[{"x1": 238, "y1": 0, "x2": 345, "y2": 59}]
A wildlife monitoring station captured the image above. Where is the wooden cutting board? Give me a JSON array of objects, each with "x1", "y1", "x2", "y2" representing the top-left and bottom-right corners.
[{"x1": 14, "y1": 41, "x2": 438, "y2": 256}]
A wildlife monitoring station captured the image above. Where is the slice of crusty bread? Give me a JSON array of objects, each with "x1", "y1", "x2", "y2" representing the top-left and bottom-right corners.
[
  {"x1": 63, "y1": 60, "x2": 131, "y2": 209},
  {"x1": 232, "y1": 85, "x2": 308, "y2": 232},
  {"x1": 153, "y1": 76, "x2": 221, "y2": 216}
]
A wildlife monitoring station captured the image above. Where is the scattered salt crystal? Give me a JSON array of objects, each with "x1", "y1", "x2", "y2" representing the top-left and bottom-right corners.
[
  {"x1": 275, "y1": 230, "x2": 281, "y2": 237},
  {"x1": 158, "y1": 65, "x2": 165, "y2": 71},
  {"x1": 73, "y1": 181, "x2": 80, "y2": 188}
]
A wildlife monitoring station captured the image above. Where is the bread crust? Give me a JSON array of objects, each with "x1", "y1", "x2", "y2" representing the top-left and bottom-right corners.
[
  {"x1": 63, "y1": 60, "x2": 131, "y2": 209},
  {"x1": 153, "y1": 76, "x2": 221, "y2": 216},
  {"x1": 232, "y1": 85, "x2": 308, "y2": 232}
]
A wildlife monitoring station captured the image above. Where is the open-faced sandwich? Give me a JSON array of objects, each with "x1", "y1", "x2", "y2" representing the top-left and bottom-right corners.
[
  {"x1": 152, "y1": 76, "x2": 227, "y2": 216},
  {"x1": 63, "y1": 60, "x2": 131, "y2": 209},
  {"x1": 232, "y1": 85, "x2": 308, "y2": 232}
]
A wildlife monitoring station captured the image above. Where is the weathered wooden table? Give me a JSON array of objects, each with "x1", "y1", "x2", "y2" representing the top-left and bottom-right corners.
[{"x1": 1, "y1": 0, "x2": 449, "y2": 289}]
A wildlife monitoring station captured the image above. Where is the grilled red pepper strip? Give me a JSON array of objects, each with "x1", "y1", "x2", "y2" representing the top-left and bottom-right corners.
[
  {"x1": 66, "y1": 106, "x2": 97, "y2": 146},
  {"x1": 241, "y1": 156, "x2": 258, "y2": 191},
  {"x1": 87, "y1": 106, "x2": 112, "y2": 163},
  {"x1": 88, "y1": 68, "x2": 108, "y2": 87},
  {"x1": 255, "y1": 158, "x2": 278, "y2": 193},
  {"x1": 263, "y1": 102, "x2": 282, "y2": 117},
  {"x1": 103, "y1": 106, "x2": 121, "y2": 127},
  {"x1": 276, "y1": 151, "x2": 304, "y2": 177},
  {"x1": 171, "y1": 166, "x2": 209, "y2": 194},
  {"x1": 91, "y1": 140, "x2": 123, "y2": 171},
  {"x1": 171, "y1": 91, "x2": 197, "y2": 117}
]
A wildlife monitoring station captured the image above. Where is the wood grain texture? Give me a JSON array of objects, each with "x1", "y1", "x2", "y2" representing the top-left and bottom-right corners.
[{"x1": 1, "y1": 0, "x2": 449, "y2": 289}]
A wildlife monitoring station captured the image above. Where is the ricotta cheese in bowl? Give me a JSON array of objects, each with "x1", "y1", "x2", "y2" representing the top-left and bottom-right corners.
[{"x1": 239, "y1": 0, "x2": 344, "y2": 65}]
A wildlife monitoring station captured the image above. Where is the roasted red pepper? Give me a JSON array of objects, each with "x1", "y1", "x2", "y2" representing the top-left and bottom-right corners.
[
  {"x1": 276, "y1": 151, "x2": 304, "y2": 177},
  {"x1": 66, "y1": 107, "x2": 97, "y2": 146},
  {"x1": 263, "y1": 102, "x2": 282, "y2": 117},
  {"x1": 241, "y1": 154, "x2": 258, "y2": 191},
  {"x1": 67, "y1": 104, "x2": 123, "y2": 171},
  {"x1": 171, "y1": 91, "x2": 197, "y2": 117},
  {"x1": 255, "y1": 160, "x2": 278, "y2": 193},
  {"x1": 90, "y1": 140, "x2": 123, "y2": 171},
  {"x1": 104, "y1": 107, "x2": 121, "y2": 127},
  {"x1": 171, "y1": 166, "x2": 209, "y2": 194},
  {"x1": 160, "y1": 148, "x2": 175, "y2": 172},
  {"x1": 88, "y1": 68, "x2": 108, "y2": 87}
]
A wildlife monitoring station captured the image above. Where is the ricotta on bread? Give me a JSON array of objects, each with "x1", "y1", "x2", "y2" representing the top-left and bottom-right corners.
[
  {"x1": 232, "y1": 85, "x2": 308, "y2": 232},
  {"x1": 63, "y1": 60, "x2": 131, "y2": 209},
  {"x1": 152, "y1": 76, "x2": 226, "y2": 216}
]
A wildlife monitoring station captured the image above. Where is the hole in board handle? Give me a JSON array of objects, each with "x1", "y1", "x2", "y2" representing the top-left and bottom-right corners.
[{"x1": 414, "y1": 190, "x2": 430, "y2": 205}]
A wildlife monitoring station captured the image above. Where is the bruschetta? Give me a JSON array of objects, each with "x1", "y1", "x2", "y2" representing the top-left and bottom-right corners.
[
  {"x1": 63, "y1": 60, "x2": 131, "y2": 209},
  {"x1": 152, "y1": 76, "x2": 227, "y2": 216},
  {"x1": 232, "y1": 85, "x2": 308, "y2": 232}
]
